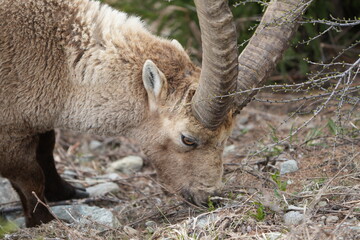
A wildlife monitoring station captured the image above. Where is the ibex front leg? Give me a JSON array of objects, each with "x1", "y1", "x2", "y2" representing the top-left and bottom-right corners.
[
  {"x1": 2, "y1": 135, "x2": 54, "y2": 227},
  {"x1": 36, "y1": 130, "x2": 88, "y2": 202}
]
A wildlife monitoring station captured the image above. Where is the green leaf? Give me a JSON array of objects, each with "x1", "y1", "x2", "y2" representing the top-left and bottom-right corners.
[
  {"x1": 327, "y1": 119, "x2": 338, "y2": 135},
  {"x1": 251, "y1": 202, "x2": 266, "y2": 221},
  {"x1": 0, "y1": 219, "x2": 18, "y2": 238}
]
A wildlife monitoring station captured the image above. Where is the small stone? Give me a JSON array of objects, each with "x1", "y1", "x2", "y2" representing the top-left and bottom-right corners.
[
  {"x1": 320, "y1": 215, "x2": 327, "y2": 224},
  {"x1": 190, "y1": 214, "x2": 220, "y2": 229},
  {"x1": 248, "y1": 188, "x2": 257, "y2": 194},
  {"x1": 145, "y1": 220, "x2": 157, "y2": 233},
  {"x1": 288, "y1": 205, "x2": 304, "y2": 211},
  {"x1": 280, "y1": 160, "x2": 299, "y2": 175},
  {"x1": 238, "y1": 115, "x2": 249, "y2": 125},
  {"x1": 145, "y1": 220, "x2": 157, "y2": 227},
  {"x1": 265, "y1": 232, "x2": 283, "y2": 240},
  {"x1": 77, "y1": 154, "x2": 95, "y2": 163},
  {"x1": 79, "y1": 166, "x2": 98, "y2": 174},
  {"x1": 13, "y1": 205, "x2": 119, "y2": 230},
  {"x1": 89, "y1": 140, "x2": 102, "y2": 150},
  {"x1": 94, "y1": 173, "x2": 121, "y2": 181},
  {"x1": 346, "y1": 217, "x2": 358, "y2": 224},
  {"x1": 277, "y1": 153, "x2": 290, "y2": 161},
  {"x1": 51, "y1": 205, "x2": 119, "y2": 229},
  {"x1": 62, "y1": 170, "x2": 77, "y2": 178},
  {"x1": 86, "y1": 182, "x2": 120, "y2": 196},
  {"x1": 326, "y1": 215, "x2": 339, "y2": 224},
  {"x1": 0, "y1": 178, "x2": 19, "y2": 204},
  {"x1": 107, "y1": 156, "x2": 143, "y2": 174},
  {"x1": 348, "y1": 226, "x2": 360, "y2": 231},
  {"x1": 284, "y1": 211, "x2": 304, "y2": 226},
  {"x1": 123, "y1": 226, "x2": 139, "y2": 237},
  {"x1": 223, "y1": 145, "x2": 236, "y2": 157}
]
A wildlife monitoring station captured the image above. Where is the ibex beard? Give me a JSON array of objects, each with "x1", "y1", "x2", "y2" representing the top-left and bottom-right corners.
[{"x1": 0, "y1": 0, "x2": 236, "y2": 227}]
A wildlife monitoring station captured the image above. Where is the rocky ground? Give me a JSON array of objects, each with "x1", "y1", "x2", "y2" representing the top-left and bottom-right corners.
[{"x1": 0, "y1": 92, "x2": 359, "y2": 240}]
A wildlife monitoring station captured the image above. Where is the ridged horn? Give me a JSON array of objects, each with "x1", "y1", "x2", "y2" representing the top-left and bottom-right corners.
[
  {"x1": 234, "y1": 0, "x2": 310, "y2": 113},
  {"x1": 192, "y1": 0, "x2": 238, "y2": 130}
]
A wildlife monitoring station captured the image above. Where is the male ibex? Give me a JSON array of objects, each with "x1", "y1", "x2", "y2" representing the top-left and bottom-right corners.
[{"x1": 0, "y1": 0, "x2": 307, "y2": 227}]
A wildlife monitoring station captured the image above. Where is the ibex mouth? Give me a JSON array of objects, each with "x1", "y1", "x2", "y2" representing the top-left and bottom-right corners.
[{"x1": 180, "y1": 188, "x2": 220, "y2": 207}]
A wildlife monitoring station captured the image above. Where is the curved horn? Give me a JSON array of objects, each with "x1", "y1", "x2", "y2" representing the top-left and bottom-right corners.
[
  {"x1": 192, "y1": 0, "x2": 238, "y2": 130},
  {"x1": 234, "y1": 0, "x2": 310, "y2": 113}
]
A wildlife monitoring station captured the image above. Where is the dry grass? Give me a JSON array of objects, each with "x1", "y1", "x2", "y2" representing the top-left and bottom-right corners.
[{"x1": 2, "y1": 92, "x2": 359, "y2": 240}]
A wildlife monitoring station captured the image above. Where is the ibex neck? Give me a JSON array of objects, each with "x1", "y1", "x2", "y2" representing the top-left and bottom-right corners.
[
  {"x1": 54, "y1": 1, "x2": 151, "y2": 135},
  {"x1": 55, "y1": 85, "x2": 147, "y2": 136},
  {"x1": 55, "y1": 0, "x2": 194, "y2": 136}
]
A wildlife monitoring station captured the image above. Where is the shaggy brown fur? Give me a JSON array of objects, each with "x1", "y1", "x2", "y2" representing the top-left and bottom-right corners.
[{"x1": 0, "y1": 0, "x2": 234, "y2": 227}]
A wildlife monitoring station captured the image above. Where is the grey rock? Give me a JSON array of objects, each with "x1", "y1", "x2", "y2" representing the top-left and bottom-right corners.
[
  {"x1": 145, "y1": 220, "x2": 157, "y2": 233},
  {"x1": 189, "y1": 214, "x2": 220, "y2": 229},
  {"x1": 238, "y1": 115, "x2": 249, "y2": 125},
  {"x1": 320, "y1": 215, "x2": 327, "y2": 225},
  {"x1": 123, "y1": 226, "x2": 139, "y2": 237},
  {"x1": 107, "y1": 156, "x2": 143, "y2": 174},
  {"x1": 12, "y1": 205, "x2": 119, "y2": 230},
  {"x1": 284, "y1": 211, "x2": 304, "y2": 226},
  {"x1": 62, "y1": 170, "x2": 77, "y2": 179},
  {"x1": 222, "y1": 145, "x2": 236, "y2": 157},
  {"x1": 79, "y1": 166, "x2": 98, "y2": 174},
  {"x1": 94, "y1": 173, "x2": 121, "y2": 181},
  {"x1": 348, "y1": 226, "x2": 360, "y2": 231},
  {"x1": 326, "y1": 215, "x2": 339, "y2": 224},
  {"x1": 89, "y1": 140, "x2": 102, "y2": 150},
  {"x1": 51, "y1": 205, "x2": 119, "y2": 229},
  {"x1": 318, "y1": 201, "x2": 328, "y2": 208},
  {"x1": 265, "y1": 232, "x2": 283, "y2": 240},
  {"x1": 244, "y1": 123, "x2": 255, "y2": 130},
  {"x1": 0, "y1": 178, "x2": 19, "y2": 204},
  {"x1": 288, "y1": 205, "x2": 305, "y2": 211},
  {"x1": 77, "y1": 154, "x2": 95, "y2": 163},
  {"x1": 280, "y1": 160, "x2": 299, "y2": 175},
  {"x1": 277, "y1": 152, "x2": 292, "y2": 161},
  {"x1": 86, "y1": 182, "x2": 120, "y2": 196}
]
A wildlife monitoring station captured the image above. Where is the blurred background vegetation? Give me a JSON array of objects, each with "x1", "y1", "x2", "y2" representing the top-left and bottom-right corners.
[{"x1": 101, "y1": 0, "x2": 360, "y2": 83}]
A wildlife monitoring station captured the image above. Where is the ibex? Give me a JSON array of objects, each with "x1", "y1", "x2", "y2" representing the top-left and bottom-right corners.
[{"x1": 0, "y1": 0, "x2": 307, "y2": 227}]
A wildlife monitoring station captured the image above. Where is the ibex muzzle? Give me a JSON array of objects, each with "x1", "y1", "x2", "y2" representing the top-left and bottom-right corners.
[{"x1": 0, "y1": 0, "x2": 306, "y2": 227}]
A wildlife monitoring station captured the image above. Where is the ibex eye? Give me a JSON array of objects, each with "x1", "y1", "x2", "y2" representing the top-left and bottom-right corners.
[{"x1": 181, "y1": 134, "x2": 197, "y2": 147}]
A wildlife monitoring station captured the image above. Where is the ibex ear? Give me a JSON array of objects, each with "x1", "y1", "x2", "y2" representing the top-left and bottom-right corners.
[
  {"x1": 142, "y1": 60, "x2": 167, "y2": 112},
  {"x1": 171, "y1": 39, "x2": 184, "y2": 51}
]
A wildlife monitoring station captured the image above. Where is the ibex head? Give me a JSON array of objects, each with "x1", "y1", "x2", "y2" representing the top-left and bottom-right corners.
[
  {"x1": 133, "y1": 0, "x2": 304, "y2": 205},
  {"x1": 128, "y1": 0, "x2": 239, "y2": 205},
  {"x1": 139, "y1": 61, "x2": 235, "y2": 205}
]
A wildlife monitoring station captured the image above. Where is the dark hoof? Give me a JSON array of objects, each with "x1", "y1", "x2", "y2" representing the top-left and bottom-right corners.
[
  {"x1": 73, "y1": 188, "x2": 89, "y2": 199},
  {"x1": 26, "y1": 205, "x2": 55, "y2": 228}
]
